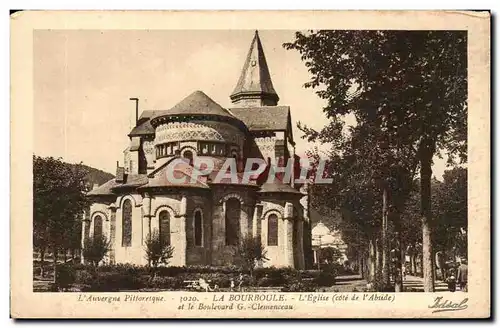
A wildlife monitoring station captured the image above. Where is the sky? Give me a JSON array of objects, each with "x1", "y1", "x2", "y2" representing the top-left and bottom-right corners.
[{"x1": 33, "y1": 29, "x2": 450, "y2": 180}]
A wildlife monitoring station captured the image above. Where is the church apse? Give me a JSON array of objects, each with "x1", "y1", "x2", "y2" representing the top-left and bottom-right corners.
[{"x1": 85, "y1": 31, "x2": 312, "y2": 269}]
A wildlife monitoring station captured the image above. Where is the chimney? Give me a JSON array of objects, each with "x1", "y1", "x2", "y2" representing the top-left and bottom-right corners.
[
  {"x1": 92, "y1": 183, "x2": 99, "y2": 190},
  {"x1": 130, "y1": 97, "x2": 139, "y2": 126}
]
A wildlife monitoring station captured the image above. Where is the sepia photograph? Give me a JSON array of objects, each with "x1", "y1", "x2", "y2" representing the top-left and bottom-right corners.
[{"x1": 11, "y1": 10, "x2": 490, "y2": 318}]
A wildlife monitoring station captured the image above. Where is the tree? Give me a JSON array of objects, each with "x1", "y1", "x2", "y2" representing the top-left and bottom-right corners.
[
  {"x1": 307, "y1": 124, "x2": 411, "y2": 290},
  {"x1": 82, "y1": 235, "x2": 110, "y2": 267},
  {"x1": 33, "y1": 156, "x2": 90, "y2": 280},
  {"x1": 432, "y1": 167, "x2": 467, "y2": 260},
  {"x1": 319, "y1": 247, "x2": 343, "y2": 264},
  {"x1": 144, "y1": 230, "x2": 174, "y2": 275},
  {"x1": 238, "y1": 235, "x2": 269, "y2": 280},
  {"x1": 284, "y1": 30, "x2": 467, "y2": 291}
]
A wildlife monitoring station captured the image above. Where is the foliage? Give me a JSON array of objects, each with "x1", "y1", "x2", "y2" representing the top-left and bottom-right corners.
[
  {"x1": 83, "y1": 234, "x2": 111, "y2": 266},
  {"x1": 314, "y1": 263, "x2": 338, "y2": 286},
  {"x1": 318, "y1": 247, "x2": 344, "y2": 264},
  {"x1": 284, "y1": 30, "x2": 467, "y2": 291},
  {"x1": 33, "y1": 156, "x2": 92, "y2": 283},
  {"x1": 145, "y1": 276, "x2": 184, "y2": 290},
  {"x1": 284, "y1": 30, "x2": 467, "y2": 162},
  {"x1": 55, "y1": 264, "x2": 76, "y2": 290},
  {"x1": 144, "y1": 230, "x2": 174, "y2": 269},
  {"x1": 238, "y1": 235, "x2": 269, "y2": 278},
  {"x1": 432, "y1": 167, "x2": 467, "y2": 257},
  {"x1": 76, "y1": 163, "x2": 114, "y2": 188},
  {"x1": 401, "y1": 168, "x2": 467, "y2": 259},
  {"x1": 253, "y1": 267, "x2": 297, "y2": 286},
  {"x1": 281, "y1": 281, "x2": 316, "y2": 292},
  {"x1": 82, "y1": 271, "x2": 146, "y2": 292},
  {"x1": 54, "y1": 264, "x2": 330, "y2": 292}
]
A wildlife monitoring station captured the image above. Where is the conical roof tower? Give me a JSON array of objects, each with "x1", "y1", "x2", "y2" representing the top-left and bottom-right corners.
[{"x1": 230, "y1": 31, "x2": 279, "y2": 107}]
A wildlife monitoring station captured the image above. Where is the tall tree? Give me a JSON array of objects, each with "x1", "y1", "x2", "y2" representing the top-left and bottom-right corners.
[
  {"x1": 33, "y1": 156, "x2": 90, "y2": 278},
  {"x1": 284, "y1": 30, "x2": 467, "y2": 291},
  {"x1": 432, "y1": 167, "x2": 468, "y2": 259},
  {"x1": 307, "y1": 127, "x2": 384, "y2": 286}
]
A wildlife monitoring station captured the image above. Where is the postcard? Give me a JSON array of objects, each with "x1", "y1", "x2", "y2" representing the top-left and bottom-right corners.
[{"x1": 10, "y1": 10, "x2": 490, "y2": 318}]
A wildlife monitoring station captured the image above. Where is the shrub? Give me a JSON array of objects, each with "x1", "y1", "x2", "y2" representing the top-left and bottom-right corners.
[
  {"x1": 33, "y1": 266, "x2": 42, "y2": 276},
  {"x1": 74, "y1": 269, "x2": 94, "y2": 286},
  {"x1": 314, "y1": 264, "x2": 338, "y2": 287},
  {"x1": 254, "y1": 267, "x2": 298, "y2": 286},
  {"x1": 144, "y1": 230, "x2": 174, "y2": 270},
  {"x1": 55, "y1": 264, "x2": 76, "y2": 290},
  {"x1": 83, "y1": 235, "x2": 110, "y2": 266},
  {"x1": 314, "y1": 271, "x2": 336, "y2": 287},
  {"x1": 69, "y1": 263, "x2": 310, "y2": 291},
  {"x1": 281, "y1": 281, "x2": 316, "y2": 292},
  {"x1": 82, "y1": 271, "x2": 146, "y2": 292},
  {"x1": 146, "y1": 276, "x2": 184, "y2": 290},
  {"x1": 256, "y1": 276, "x2": 273, "y2": 287},
  {"x1": 238, "y1": 236, "x2": 269, "y2": 279}
]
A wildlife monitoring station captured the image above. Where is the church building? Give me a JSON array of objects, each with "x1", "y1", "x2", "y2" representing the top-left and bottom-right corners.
[{"x1": 85, "y1": 31, "x2": 313, "y2": 269}]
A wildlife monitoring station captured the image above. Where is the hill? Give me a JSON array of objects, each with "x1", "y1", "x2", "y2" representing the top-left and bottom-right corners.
[
  {"x1": 33, "y1": 155, "x2": 114, "y2": 188},
  {"x1": 71, "y1": 163, "x2": 115, "y2": 187}
]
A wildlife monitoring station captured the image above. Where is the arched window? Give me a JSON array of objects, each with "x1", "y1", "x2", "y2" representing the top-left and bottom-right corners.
[
  {"x1": 225, "y1": 198, "x2": 241, "y2": 246},
  {"x1": 122, "y1": 199, "x2": 132, "y2": 247},
  {"x1": 194, "y1": 210, "x2": 203, "y2": 247},
  {"x1": 159, "y1": 210, "x2": 171, "y2": 246},
  {"x1": 267, "y1": 214, "x2": 279, "y2": 246},
  {"x1": 93, "y1": 215, "x2": 103, "y2": 239}
]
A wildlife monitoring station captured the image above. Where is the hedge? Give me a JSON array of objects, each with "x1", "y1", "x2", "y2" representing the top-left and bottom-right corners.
[{"x1": 55, "y1": 263, "x2": 338, "y2": 292}]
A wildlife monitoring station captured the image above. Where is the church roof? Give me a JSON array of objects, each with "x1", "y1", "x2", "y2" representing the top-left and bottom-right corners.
[
  {"x1": 230, "y1": 106, "x2": 289, "y2": 131},
  {"x1": 111, "y1": 174, "x2": 149, "y2": 190},
  {"x1": 230, "y1": 31, "x2": 279, "y2": 105},
  {"x1": 86, "y1": 178, "x2": 119, "y2": 196},
  {"x1": 129, "y1": 117, "x2": 154, "y2": 136},
  {"x1": 141, "y1": 158, "x2": 210, "y2": 190},
  {"x1": 86, "y1": 173, "x2": 149, "y2": 196},
  {"x1": 138, "y1": 110, "x2": 155, "y2": 121},
  {"x1": 151, "y1": 91, "x2": 239, "y2": 123}
]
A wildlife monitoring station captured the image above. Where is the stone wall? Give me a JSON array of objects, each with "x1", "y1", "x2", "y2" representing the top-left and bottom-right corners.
[
  {"x1": 149, "y1": 194, "x2": 183, "y2": 266},
  {"x1": 186, "y1": 194, "x2": 212, "y2": 266},
  {"x1": 210, "y1": 185, "x2": 257, "y2": 266},
  {"x1": 258, "y1": 196, "x2": 306, "y2": 269},
  {"x1": 87, "y1": 185, "x2": 310, "y2": 269}
]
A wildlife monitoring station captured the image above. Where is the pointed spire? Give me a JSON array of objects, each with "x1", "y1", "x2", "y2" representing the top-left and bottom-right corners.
[{"x1": 230, "y1": 30, "x2": 279, "y2": 107}]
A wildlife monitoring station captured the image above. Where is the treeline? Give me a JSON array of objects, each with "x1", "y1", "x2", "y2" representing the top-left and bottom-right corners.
[
  {"x1": 285, "y1": 30, "x2": 467, "y2": 291},
  {"x1": 33, "y1": 155, "x2": 114, "y2": 276},
  {"x1": 311, "y1": 167, "x2": 466, "y2": 289}
]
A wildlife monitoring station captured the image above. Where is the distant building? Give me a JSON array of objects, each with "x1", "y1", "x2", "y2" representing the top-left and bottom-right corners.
[
  {"x1": 311, "y1": 222, "x2": 348, "y2": 264},
  {"x1": 84, "y1": 31, "x2": 313, "y2": 269}
]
